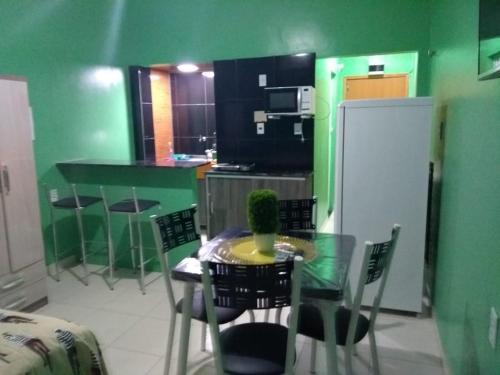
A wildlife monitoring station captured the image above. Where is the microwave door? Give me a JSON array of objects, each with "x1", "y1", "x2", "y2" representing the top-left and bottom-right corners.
[{"x1": 266, "y1": 88, "x2": 299, "y2": 114}]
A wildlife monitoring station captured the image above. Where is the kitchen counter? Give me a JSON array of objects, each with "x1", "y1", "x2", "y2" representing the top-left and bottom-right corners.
[
  {"x1": 55, "y1": 158, "x2": 205, "y2": 267},
  {"x1": 57, "y1": 158, "x2": 210, "y2": 169},
  {"x1": 207, "y1": 169, "x2": 313, "y2": 179}
]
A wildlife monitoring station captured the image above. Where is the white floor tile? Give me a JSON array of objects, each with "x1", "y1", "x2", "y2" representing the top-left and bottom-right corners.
[
  {"x1": 296, "y1": 339, "x2": 444, "y2": 375},
  {"x1": 78, "y1": 309, "x2": 142, "y2": 347},
  {"x1": 111, "y1": 316, "x2": 171, "y2": 356},
  {"x1": 369, "y1": 312, "x2": 444, "y2": 366},
  {"x1": 37, "y1": 263, "x2": 446, "y2": 375},
  {"x1": 34, "y1": 302, "x2": 96, "y2": 324},
  {"x1": 103, "y1": 347, "x2": 160, "y2": 375},
  {"x1": 101, "y1": 290, "x2": 164, "y2": 316}
]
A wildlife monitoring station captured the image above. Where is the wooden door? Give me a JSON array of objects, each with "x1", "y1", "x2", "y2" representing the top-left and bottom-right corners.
[
  {"x1": 0, "y1": 78, "x2": 44, "y2": 271},
  {"x1": 344, "y1": 74, "x2": 408, "y2": 100}
]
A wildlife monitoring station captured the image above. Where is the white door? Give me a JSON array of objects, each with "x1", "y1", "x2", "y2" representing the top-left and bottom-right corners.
[{"x1": 0, "y1": 78, "x2": 44, "y2": 271}]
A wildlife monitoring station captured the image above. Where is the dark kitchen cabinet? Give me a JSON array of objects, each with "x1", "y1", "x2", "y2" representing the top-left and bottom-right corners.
[{"x1": 206, "y1": 172, "x2": 313, "y2": 238}]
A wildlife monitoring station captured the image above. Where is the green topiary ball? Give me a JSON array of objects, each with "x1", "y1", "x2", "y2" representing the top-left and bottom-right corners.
[{"x1": 247, "y1": 189, "x2": 279, "y2": 234}]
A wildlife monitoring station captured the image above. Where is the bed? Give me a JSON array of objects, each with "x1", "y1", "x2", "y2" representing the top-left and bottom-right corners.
[{"x1": 0, "y1": 308, "x2": 108, "y2": 375}]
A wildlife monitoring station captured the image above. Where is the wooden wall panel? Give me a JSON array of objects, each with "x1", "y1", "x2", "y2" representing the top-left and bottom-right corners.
[{"x1": 151, "y1": 70, "x2": 173, "y2": 160}]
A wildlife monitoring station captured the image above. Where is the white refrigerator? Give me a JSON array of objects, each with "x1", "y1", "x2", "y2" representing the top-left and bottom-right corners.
[{"x1": 334, "y1": 97, "x2": 432, "y2": 313}]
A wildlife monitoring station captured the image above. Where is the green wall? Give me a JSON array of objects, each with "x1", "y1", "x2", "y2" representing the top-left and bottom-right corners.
[
  {"x1": 0, "y1": 0, "x2": 432, "y2": 261},
  {"x1": 429, "y1": 0, "x2": 500, "y2": 373},
  {"x1": 315, "y1": 52, "x2": 419, "y2": 223}
]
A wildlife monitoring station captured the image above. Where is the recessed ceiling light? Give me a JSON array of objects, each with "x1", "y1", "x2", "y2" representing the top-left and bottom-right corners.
[
  {"x1": 202, "y1": 71, "x2": 215, "y2": 78},
  {"x1": 294, "y1": 53, "x2": 309, "y2": 57},
  {"x1": 177, "y1": 63, "x2": 199, "y2": 73}
]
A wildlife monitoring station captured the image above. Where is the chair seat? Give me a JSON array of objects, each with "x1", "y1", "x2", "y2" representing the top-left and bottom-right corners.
[
  {"x1": 52, "y1": 195, "x2": 102, "y2": 209},
  {"x1": 219, "y1": 322, "x2": 293, "y2": 375},
  {"x1": 296, "y1": 305, "x2": 370, "y2": 345},
  {"x1": 108, "y1": 198, "x2": 160, "y2": 213},
  {"x1": 175, "y1": 290, "x2": 244, "y2": 324}
]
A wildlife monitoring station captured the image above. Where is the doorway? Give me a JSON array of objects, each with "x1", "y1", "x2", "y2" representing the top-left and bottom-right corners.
[{"x1": 344, "y1": 74, "x2": 409, "y2": 100}]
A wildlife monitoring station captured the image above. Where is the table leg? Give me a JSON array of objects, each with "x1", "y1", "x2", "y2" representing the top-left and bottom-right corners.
[
  {"x1": 177, "y1": 282, "x2": 194, "y2": 375},
  {"x1": 319, "y1": 301, "x2": 339, "y2": 375}
]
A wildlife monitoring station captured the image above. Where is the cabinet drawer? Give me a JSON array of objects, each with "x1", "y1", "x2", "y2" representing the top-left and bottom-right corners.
[
  {"x1": 0, "y1": 260, "x2": 46, "y2": 298},
  {"x1": 0, "y1": 280, "x2": 47, "y2": 311}
]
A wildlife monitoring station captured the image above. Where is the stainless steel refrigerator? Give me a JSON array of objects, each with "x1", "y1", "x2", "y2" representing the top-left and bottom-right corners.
[{"x1": 334, "y1": 97, "x2": 432, "y2": 313}]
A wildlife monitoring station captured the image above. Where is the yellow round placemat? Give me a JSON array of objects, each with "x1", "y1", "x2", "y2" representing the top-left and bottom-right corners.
[{"x1": 213, "y1": 235, "x2": 316, "y2": 264}]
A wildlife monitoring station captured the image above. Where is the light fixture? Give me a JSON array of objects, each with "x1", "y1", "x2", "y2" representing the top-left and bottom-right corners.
[
  {"x1": 202, "y1": 71, "x2": 215, "y2": 78},
  {"x1": 177, "y1": 63, "x2": 199, "y2": 73},
  {"x1": 294, "y1": 53, "x2": 309, "y2": 57},
  {"x1": 149, "y1": 74, "x2": 160, "y2": 80}
]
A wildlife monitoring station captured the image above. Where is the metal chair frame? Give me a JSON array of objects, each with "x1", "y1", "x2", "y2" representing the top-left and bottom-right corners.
[
  {"x1": 100, "y1": 186, "x2": 160, "y2": 294},
  {"x1": 201, "y1": 256, "x2": 304, "y2": 375},
  {"x1": 151, "y1": 205, "x2": 242, "y2": 375},
  {"x1": 44, "y1": 183, "x2": 102, "y2": 285},
  {"x1": 308, "y1": 224, "x2": 401, "y2": 375}
]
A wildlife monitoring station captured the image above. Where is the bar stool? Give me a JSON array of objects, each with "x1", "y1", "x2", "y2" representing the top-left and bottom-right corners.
[
  {"x1": 44, "y1": 184, "x2": 102, "y2": 285},
  {"x1": 100, "y1": 186, "x2": 160, "y2": 294}
]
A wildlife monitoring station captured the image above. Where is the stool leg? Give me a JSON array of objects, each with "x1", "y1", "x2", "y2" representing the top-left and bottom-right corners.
[
  {"x1": 310, "y1": 339, "x2": 317, "y2": 373},
  {"x1": 49, "y1": 206, "x2": 60, "y2": 282},
  {"x1": 75, "y1": 208, "x2": 89, "y2": 286},
  {"x1": 136, "y1": 215, "x2": 146, "y2": 294},
  {"x1": 128, "y1": 214, "x2": 137, "y2": 273},
  {"x1": 106, "y1": 211, "x2": 115, "y2": 290},
  {"x1": 200, "y1": 322, "x2": 207, "y2": 352}
]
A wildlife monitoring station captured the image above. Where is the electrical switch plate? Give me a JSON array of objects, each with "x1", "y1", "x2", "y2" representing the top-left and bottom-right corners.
[
  {"x1": 50, "y1": 189, "x2": 58, "y2": 203},
  {"x1": 489, "y1": 307, "x2": 498, "y2": 349},
  {"x1": 256, "y1": 123, "x2": 265, "y2": 135},
  {"x1": 254, "y1": 110, "x2": 267, "y2": 123},
  {"x1": 294, "y1": 122, "x2": 303, "y2": 135},
  {"x1": 258, "y1": 74, "x2": 267, "y2": 87}
]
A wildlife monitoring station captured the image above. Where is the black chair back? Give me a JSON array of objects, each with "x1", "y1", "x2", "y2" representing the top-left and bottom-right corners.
[
  {"x1": 154, "y1": 207, "x2": 200, "y2": 253},
  {"x1": 206, "y1": 261, "x2": 295, "y2": 310},
  {"x1": 278, "y1": 198, "x2": 317, "y2": 232}
]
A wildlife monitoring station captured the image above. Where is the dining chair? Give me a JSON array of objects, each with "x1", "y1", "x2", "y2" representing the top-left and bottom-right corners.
[
  {"x1": 278, "y1": 196, "x2": 318, "y2": 233},
  {"x1": 270, "y1": 196, "x2": 317, "y2": 324},
  {"x1": 150, "y1": 206, "x2": 246, "y2": 375},
  {"x1": 100, "y1": 186, "x2": 161, "y2": 294},
  {"x1": 201, "y1": 256, "x2": 304, "y2": 375},
  {"x1": 295, "y1": 224, "x2": 401, "y2": 375}
]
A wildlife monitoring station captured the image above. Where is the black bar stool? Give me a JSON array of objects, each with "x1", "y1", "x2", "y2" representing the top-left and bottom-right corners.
[
  {"x1": 44, "y1": 184, "x2": 102, "y2": 285},
  {"x1": 100, "y1": 186, "x2": 160, "y2": 294}
]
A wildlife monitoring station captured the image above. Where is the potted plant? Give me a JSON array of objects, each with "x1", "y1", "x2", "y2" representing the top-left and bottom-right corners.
[{"x1": 247, "y1": 189, "x2": 279, "y2": 253}]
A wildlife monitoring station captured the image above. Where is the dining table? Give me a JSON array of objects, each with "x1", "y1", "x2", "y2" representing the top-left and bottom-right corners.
[{"x1": 171, "y1": 228, "x2": 356, "y2": 375}]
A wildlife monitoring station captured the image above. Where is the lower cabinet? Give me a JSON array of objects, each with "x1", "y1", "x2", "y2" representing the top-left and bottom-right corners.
[{"x1": 206, "y1": 172, "x2": 313, "y2": 238}]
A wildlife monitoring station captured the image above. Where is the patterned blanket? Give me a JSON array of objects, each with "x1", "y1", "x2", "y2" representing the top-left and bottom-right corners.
[{"x1": 0, "y1": 308, "x2": 108, "y2": 375}]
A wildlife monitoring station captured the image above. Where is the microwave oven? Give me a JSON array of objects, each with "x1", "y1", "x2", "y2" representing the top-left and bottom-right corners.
[{"x1": 264, "y1": 86, "x2": 315, "y2": 116}]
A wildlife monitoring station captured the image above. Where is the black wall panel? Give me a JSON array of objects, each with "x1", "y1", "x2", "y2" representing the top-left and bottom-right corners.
[{"x1": 214, "y1": 53, "x2": 315, "y2": 171}]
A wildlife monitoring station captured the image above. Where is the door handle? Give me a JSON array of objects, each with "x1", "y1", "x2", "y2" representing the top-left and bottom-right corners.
[{"x1": 1, "y1": 165, "x2": 9, "y2": 195}]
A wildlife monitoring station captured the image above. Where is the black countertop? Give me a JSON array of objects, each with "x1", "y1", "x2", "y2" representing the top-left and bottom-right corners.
[
  {"x1": 207, "y1": 169, "x2": 313, "y2": 178},
  {"x1": 56, "y1": 158, "x2": 211, "y2": 169}
]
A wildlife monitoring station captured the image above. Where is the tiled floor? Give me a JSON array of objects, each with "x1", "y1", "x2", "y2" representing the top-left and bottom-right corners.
[{"x1": 34, "y1": 265, "x2": 446, "y2": 375}]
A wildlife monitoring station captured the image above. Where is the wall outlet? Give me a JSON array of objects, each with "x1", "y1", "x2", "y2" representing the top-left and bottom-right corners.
[
  {"x1": 258, "y1": 74, "x2": 267, "y2": 87},
  {"x1": 294, "y1": 122, "x2": 303, "y2": 135},
  {"x1": 489, "y1": 307, "x2": 498, "y2": 349},
  {"x1": 256, "y1": 123, "x2": 265, "y2": 135},
  {"x1": 49, "y1": 189, "x2": 58, "y2": 203}
]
